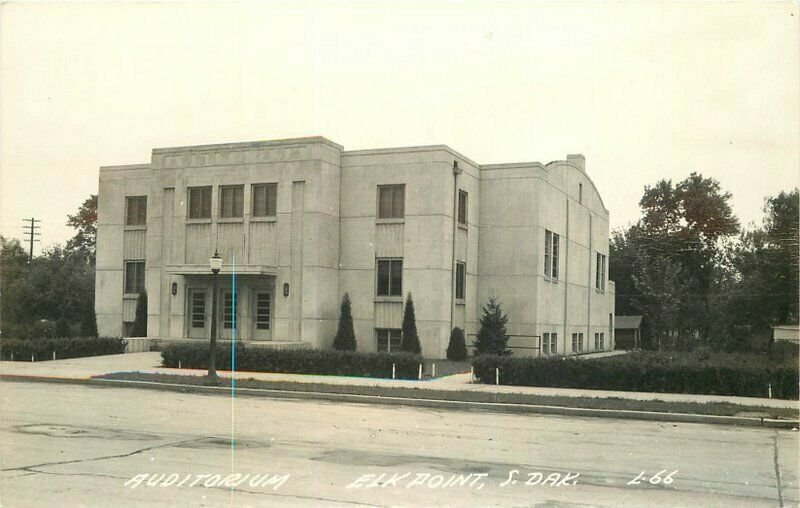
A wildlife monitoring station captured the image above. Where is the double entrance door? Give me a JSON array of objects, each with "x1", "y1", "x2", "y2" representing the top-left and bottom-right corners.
[{"x1": 187, "y1": 287, "x2": 273, "y2": 341}]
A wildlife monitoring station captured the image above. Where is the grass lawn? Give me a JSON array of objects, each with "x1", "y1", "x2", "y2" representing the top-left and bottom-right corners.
[{"x1": 96, "y1": 371, "x2": 799, "y2": 420}]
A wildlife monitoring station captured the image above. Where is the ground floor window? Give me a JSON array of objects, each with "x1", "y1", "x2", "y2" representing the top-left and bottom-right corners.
[
  {"x1": 255, "y1": 292, "x2": 271, "y2": 330},
  {"x1": 571, "y1": 332, "x2": 584, "y2": 353},
  {"x1": 191, "y1": 292, "x2": 206, "y2": 328},
  {"x1": 595, "y1": 332, "x2": 605, "y2": 351},
  {"x1": 223, "y1": 291, "x2": 238, "y2": 329},
  {"x1": 542, "y1": 332, "x2": 557, "y2": 356},
  {"x1": 376, "y1": 328, "x2": 402, "y2": 353}
]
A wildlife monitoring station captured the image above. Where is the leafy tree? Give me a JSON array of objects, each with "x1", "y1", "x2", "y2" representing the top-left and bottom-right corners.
[
  {"x1": 474, "y1": 297, "x2": 510, "y2": 356},
  {"x1": 446, "y1": 327, "x2": 468, "y2": 360},
  {"x1": 332, "y1": 293, "x2": 356, "y2": 351},
  {"x1": 66, "y1": 194, "x2": 98, "y2": 264},
  {"x1": 400, "y1": 293, "x2": 421, "y2": 355},
  {"x1": 131, "y1": 291, "x2": 147, "y2": 337},
  {"x1": 632, "y1": 255, "x2": 687, "y2": 350},
  {"x1": 0, "y1": 237, "x2": 32, "y2": 337}
]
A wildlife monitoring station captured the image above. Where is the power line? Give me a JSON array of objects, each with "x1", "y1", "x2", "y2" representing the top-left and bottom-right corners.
[{"x1": 22, "y1": 218, "x2": 41, "y2": 262}]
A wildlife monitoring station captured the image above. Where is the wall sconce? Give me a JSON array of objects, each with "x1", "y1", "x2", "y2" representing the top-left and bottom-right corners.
[
  {"x1": 171, "y1": 282, "x2": 178, "y2": 296},
  {"x1": 283, "y1": 283, "x2": 289, "y2": 297}
]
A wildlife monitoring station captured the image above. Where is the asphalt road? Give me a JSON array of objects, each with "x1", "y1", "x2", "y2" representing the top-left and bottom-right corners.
[{"x1": 0, "y1": 381, "x2": 797, "y2": 507}]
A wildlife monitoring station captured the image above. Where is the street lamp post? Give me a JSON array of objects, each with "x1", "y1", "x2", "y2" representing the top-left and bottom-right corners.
[{"x1": 207, "y1": 250, "x2": 223, "y2": 384}]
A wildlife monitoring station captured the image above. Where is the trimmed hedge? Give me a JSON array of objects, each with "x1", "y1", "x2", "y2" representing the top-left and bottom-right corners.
[
  {"x1": 472, "y1": 352, "x2": 799, "y2": 400},
  {"x1": 0, "y1": 337, "x2": 127, "y2": 361},
  {"x1": 161, "y1": 342, "x2": 423, "y2": 380}
]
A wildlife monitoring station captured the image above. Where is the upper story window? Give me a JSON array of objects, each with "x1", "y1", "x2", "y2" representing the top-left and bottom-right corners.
[
  {"x1": 252, "y1": 183, "x2": 277, "y2": 217},
  {"x1": 125, "y1": 196, "x2": 147, "y2": 226},
  {"x1": 457, "y1": 190, "x2": 468, "y2": 226},
  {"x1": 188, "y1": 186, "x2": 212, "y2": 219},
  {"x1": 544, "y1": 230, "x2": 560, "y2": 281},
  {"x1": 596, "y1": 252, "x2": 607, "y2": 291},
  {"x1": 378, "y1": 184, "x2": 405, "y2": 220},
  {"x1": 124, "y1": 261, "x2": 145, "y2": 295},
  {"x1": 219, "y1": 185, "x2": 244, "y2": 219},
  {"x1": 376, "y1": 258, "x2": 402, "y2": 297},
  {"x1": 579, "y1": 183, "x2": 583, "y2": 204},
  {"x1": 455, "y1": 261, "x2": 466, "y2": 300}
]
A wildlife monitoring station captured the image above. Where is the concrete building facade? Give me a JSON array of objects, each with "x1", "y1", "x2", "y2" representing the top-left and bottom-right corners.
[{"x1": 95, "y1": 136, "x2": 615, "y2": 359}]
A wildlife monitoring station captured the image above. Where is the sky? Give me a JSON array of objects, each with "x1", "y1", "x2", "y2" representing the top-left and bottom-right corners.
[{"x1": 1, "y1": 1, "x2": 798, "y2": 253}]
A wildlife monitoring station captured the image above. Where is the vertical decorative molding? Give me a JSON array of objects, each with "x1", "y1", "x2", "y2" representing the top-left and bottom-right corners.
[{"x1": 290, "y1": 181, "x2": 305, "y2": 341}]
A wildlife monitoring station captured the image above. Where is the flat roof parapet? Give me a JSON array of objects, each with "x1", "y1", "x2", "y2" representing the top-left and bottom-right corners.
[{"x1": 151, "y1": 136, "x2": 343, "y2": 155}]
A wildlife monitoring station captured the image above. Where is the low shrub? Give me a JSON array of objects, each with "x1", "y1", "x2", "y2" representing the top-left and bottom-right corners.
[
  {"x1": 472, "y1": 351, "x2": 799, "y2": 400},
  {"x1": 161, "y1": 342, "x2": 423, "y2": 380},
  {"x1": 0, "y1": 337, "x2": 127, "y2": 361}
]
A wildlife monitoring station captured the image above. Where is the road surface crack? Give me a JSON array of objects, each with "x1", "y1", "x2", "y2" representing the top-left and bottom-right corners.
[
  {"x1": 1, "y1": 437, "x2": 206, "y2": 473},
  {"x1": 773, "y1": 432, "x2": 784, "y2": 507}
]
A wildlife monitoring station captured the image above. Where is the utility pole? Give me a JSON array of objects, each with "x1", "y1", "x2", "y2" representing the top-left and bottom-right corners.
[{"x1": 22, "y1": 218, "x2": 41, "y2": 261}]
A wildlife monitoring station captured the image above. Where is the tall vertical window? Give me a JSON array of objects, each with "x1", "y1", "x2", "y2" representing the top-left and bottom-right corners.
[
  {"x1": 376, "y1": 329, "x2": 402, "y2": 353},
  {"x1": 544, "y1": 230, "x2": 560, "y2": 280},
  {"x1": 571, "y1": 332, "x2": 584, "y2": 353},
  {"x1": 125, "y1": 196, "x2": 147, "y2": 226},
  {"x1": 455, "y1": 261, "x2": 466, "y2": 300},
  {"x1": 252, "y1": 183, "x2": 277, "y2": 217},
  {"x1": 579, "y1": 183, "x2": 583, "y2": 203},
  {"x1": 124, "y1": 261, "x2": 145, "y2": 294},
  {"x1": 376, "y1": 259, "x2": 403, "y2": 297},
  {"x1": 223, "y1": 291, "x2": 238, "y2": 329},
  {"x1": 596, "y1": 252, "x2": 607, "y2": 291},
  {"x1": 219, "y1": 185, "x2": 244, "y2": 218},
  {"x1": 255, "y1": 293, "x2": 271, "y2": 330},
  {"x1": 191, "y1": 292, "x2": 206, "y2": 328},
  {"x1": 377, "y1": 185, "x2": 405, "y2": 219},
  {"x1": 457, "y1": 190, "x2": 468, "y2": 226},
  {"x1": 188, "y1": 186, "x2": 212, "y2": 219}
]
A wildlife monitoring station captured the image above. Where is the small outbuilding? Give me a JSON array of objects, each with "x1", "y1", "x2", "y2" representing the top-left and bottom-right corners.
[{"x1": 614, "y1": 315, "x2": 642, "y2": 350}]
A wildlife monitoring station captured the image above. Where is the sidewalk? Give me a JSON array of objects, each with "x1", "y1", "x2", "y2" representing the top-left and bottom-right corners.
[{"x1": 2, "y1": 352, "x2": 797, "y2": 410}]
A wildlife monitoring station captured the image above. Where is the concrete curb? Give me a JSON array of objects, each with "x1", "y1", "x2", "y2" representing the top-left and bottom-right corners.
[{"x1": 3, "y1": 373, "x2": 798, "y2": 429}]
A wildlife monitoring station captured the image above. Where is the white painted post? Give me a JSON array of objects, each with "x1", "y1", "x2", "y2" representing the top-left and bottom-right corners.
[
  {"x1": 432, "y1": 363, "x2": 436, "y2": 378},
  {"x1": 178, "y1": 360, "x2": 182, "y2": 370},
  {"x1": 768, "y1": 383, "x2": 773, "y2": 399},
  {"x1": 52, "y1": 351, "x2": 56, "y2": 361},
  {"x1": 470, "y1": 365, "x2": 474, "y2": 381},
  {"x1": 495, "y1": 367, "x2": 500, "y2": 385},
  {"x1": 10, "y1": 352, "x2": 14, "y2": 361},
  {"x1": 392, "y1": 363, "x2": 396, "y2": 380},
  {"x1": 418, "y1": 363, "x2": 423, "y2": 380},
  {"x1": 31, "y1": 354, "x2": 34, "y2": 362}
]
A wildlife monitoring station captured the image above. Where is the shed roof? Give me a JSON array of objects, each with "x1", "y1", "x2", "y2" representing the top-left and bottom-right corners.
[{"x1": 615, "y1": 315, "x2": 643, "y2": 330}]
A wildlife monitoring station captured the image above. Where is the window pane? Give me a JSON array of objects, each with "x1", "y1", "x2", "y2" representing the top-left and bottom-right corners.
[
  {"x1": 376, "y1": 329, "x2": 389, "y2": 352},
  {"x1": 266, "y1": 184, "x2": 277, "y2": 216},
  {"x1": 189, "y1": 187, "x2": 211, "y2": 218},
  {"x1": 390, "y1": 260, "x2": 402, "y2": 296},
  {"x1": 390, "y1": 330, "x2": 402, "y2": 351},
  {"x1": 256, "y1": 293, "x2": 271, "y2": 330},
  {"x1": 252, "y1": 185, "x2": 266, "y2": 216},
  {"x1": 378, "y1": 187, "x2": 393, "y2": 218},
  {"x1": 126, "y1": 197, "x2": 147, "y2": 226},
  {"x1": 552, "y1": 234, "x2": 559, "y2": 280},
  {"x1": 458, "y1": 190, "x2": 467, "y2": 224},
  {"x1": 544, "y1": 231, "x2": 552, "y2": 277},
  {"x1": 220, "y1": 186, "x2": 243, "y2": 218},
  {"x1": 191, "y1": 292, "x2": 206, "y2": 328},
  {"x1": 377, "y1": 260, "x2": 390, "y2": 296},
  {"x1": 392, "y1": 186, "x2": 404, "y2": 218},
  {"x1": 456, "y1": 262, "x2": 465, "y2": 300},
  {"x1": 223, "y1": 292, "x2": 238, "y2": 329}
]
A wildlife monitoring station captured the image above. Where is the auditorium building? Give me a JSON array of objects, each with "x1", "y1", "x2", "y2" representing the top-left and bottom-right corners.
[{"x1": 95, "y1": 136, "x2": 615, "y2": 359}]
